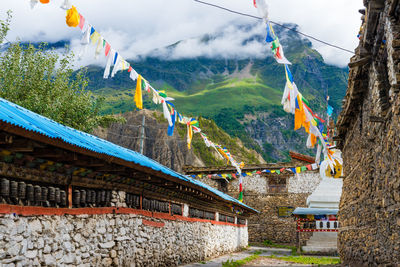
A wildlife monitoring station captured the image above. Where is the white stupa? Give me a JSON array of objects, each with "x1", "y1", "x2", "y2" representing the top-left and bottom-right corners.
[
  {"x1": 302, "y1": 176, "x2": 343, "y2": 253},
  {"x1": 307, "y1": 178, "x2": 343, "y2": 209}
]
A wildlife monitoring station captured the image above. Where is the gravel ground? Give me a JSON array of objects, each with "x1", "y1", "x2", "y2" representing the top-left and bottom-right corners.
[
  {"x1": 243, "y1": 257, "x2": 310, "y2": 266},
  {"x1": 182, "y1": 246, "x2": 339, "y2": 267}
]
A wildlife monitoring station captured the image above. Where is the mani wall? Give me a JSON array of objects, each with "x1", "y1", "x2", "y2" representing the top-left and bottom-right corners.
[
  {"x1": 0, "y1": 192, "x2": 247, "y2": 267},
  {"x1": 0, "y1": 97, "x2": 256, "y2": 267},
  {"x1": 189, "y1": 158, "x2": 321, "y2": 245},
  {"x1": 336, "y1": 0, "x2": 400, "y2": 265}
]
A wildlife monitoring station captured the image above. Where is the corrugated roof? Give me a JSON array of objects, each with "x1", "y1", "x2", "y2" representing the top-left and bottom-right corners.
[
  {"x1": 293, "y1": 208, "x2": 338, "y2": 216},
  {"x1": 0, "y1": 97, "x2": 257, "y2": 213}
]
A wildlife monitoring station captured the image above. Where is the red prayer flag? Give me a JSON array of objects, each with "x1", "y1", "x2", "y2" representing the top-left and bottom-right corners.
[
  {"x1": 280, "y1": 168, "x2": 285, "y2": 173},
  {"x1": 207, "y1": 175, "x2": 212, "y2": 179},
  {"x1": 306, "y1": 165, "x2": 312, "y2": 171},
  {"x1": 232, "y1": 173, "x2": 236, "y2": 179},
  {"x1": 128, "y1": 66, "x2": 133, "y2": 72},
  {"x1": 105, "y1": 42, "x2": 111, "y2": 56},
  {"x1": 78, "y1": 14, "x2": 85, "y2": 30},
  {"x1": 239, "y1": 183, "x2": 243, "y2": 191},
  {"x1": 253, "y1": 0, "x2": 257, "y2": 7},
  {"x1": 256, "y1": 171, "x2": 261, "y2": 175}
]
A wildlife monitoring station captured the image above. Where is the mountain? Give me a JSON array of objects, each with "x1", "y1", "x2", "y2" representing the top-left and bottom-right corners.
[
  {"x1": 93, "y1": 110, "x2": 265, "y2": 172},
  {"x1": 85, "y1": 22, "x2": 348, "y2": 162}
]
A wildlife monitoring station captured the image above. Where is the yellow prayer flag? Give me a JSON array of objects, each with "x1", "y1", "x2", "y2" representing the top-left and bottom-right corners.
[
  {"x1": 66, "y1": 6, "x2": 80, "y2": 27},
  {"x1": 134, "y1": 75, "x2": 143, "y2": 109},
  {"x1": 90, "y1": 32, "x2": 101, "y2": 44},
  {"x1": 296, "y1": 167, "x2": 301, "y2": 173}
]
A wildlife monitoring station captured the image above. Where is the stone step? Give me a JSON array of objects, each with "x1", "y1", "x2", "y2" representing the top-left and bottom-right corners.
[
  {"x1": 306, "y1": 241, "x2": 337, "y2": 245},
  {"x1": 302, "y1": 246, "x2": 338, "y2": 252}
]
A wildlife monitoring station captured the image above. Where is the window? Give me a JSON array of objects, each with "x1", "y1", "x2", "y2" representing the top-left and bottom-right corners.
[{"x1": 267, "y1": 177, "x2": 287, "y2": 193}]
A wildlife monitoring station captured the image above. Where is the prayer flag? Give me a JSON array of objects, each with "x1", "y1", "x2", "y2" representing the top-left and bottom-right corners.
[
  {"x1": 167, "y1": 107, "x2": 176, "y2": 136},
  {"x1": 266, "y1": 22, "x2": 275, "y2": 43},
  {"x1": 104, "y1": 42, "x2": 111, "y2": 56},
  {"x1": 327, "y1": 105, "x2": 334, "y2": 117},
  {"x1": 134, "y1": 75, "x2": 143, "y2": 109},
  {"x1": 306, "y1": 165, "x2": 312, "y2": 171},
  {"x1": 311, "y1": 163, "x2": 318, "y2": 170},
  {"x1": 296, "y1": 167, "x2": 301, "y2": 173},
  {"x1": 78, "y1": 14, "x2": 85, "y2": 30},
  {"x1": 66, "y1": 6, "x2": 80, "y2": 27}
]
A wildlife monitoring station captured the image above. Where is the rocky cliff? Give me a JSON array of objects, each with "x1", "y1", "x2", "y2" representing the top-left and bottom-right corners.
[
  {"x1": 94, "y1": 110, "x2": 204, "y2": 172},
  {"x1": 94, "y1": 110, "x2": 265, "y2": 172}
]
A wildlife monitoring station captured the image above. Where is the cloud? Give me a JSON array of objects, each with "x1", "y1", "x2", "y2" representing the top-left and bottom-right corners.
[{"x1": 1, "y1": 0, "x2": 363, "y2": 67}]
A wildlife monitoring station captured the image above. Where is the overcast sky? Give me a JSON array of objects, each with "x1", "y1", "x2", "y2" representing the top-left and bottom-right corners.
[{"x1": 1, "y1": 0, "x2": 364, "y2": 67}]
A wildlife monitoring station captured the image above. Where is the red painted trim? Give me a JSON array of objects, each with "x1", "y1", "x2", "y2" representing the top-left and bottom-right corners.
[
  {"x1": 297, "y1": 229, "x2": 339, "y2": 232},
  {"x1": 0, "y1": 205, "x2": 247, "y2": 227},
  {"x1": 142, "y1": 219, "x2": 165, "y2": 228},
  {"x1": 289, "y1": 151, "x2": 315, "y2": 164}
]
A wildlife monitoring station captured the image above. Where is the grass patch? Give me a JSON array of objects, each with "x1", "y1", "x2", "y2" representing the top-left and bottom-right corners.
[
  {"x1": 267, "y1": 255, "x2": 341, "y2": 265},
  {"x1": 262, "y1": 240, "x2": 298, "y2": 256},
  {"x1": 222, "y1": 251, "x2": 261, "y2": 267}
]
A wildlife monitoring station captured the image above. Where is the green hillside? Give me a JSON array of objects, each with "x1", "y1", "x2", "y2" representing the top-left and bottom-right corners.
[{"x1": 85, "y1": 23, "x2": 349, "y2": 162}]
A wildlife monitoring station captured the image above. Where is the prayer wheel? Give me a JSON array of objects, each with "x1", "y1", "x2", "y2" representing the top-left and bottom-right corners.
[
  {"x1": 34, "y1": 185, "x2": 42, "y2": 204},
  {"x1": 88, "y1": 190, "x2": 96, "y2": 204},
  {"x1": 105, "y1": 191, "x2": 111, "y2": 205},
  {"x1": 60, "y1": 190, "x2": 67, "y2": 207},
  {"x1": 80, "y1": 190, "x2": 86, "y2": 205},
  {"x1": 48, "y1": 187, "x2": 56, "y2": 202},
  {"x1": 26, "y1": 184, "x2": 34, "y2": 202},
  {"x1": 73, "y1": 190, "x2": 80, "y2": 206},
  {"x1": 100, "y1": 190, "x2": 106, "y2": 204},
  {"x1": 1, "y1": 178, "x2": 10, "y2": 197},
  {"x1": 126, "y1": 194, "x2": 131, "y2": 207},
  {"x1": 10, "y1": 181, "x2": 18, "y2": 199},
  {"x1": 18, "y1": 182, "x2": 26, "y2": 200},
  {"x1": 55, "y1": 188, "x2": 61, "y2": 204},
  {"x1": 96, "y1": 190, "x2": 102, "y2": 205},
  {"x1": 41, "y1": 187, "x2": 48, "y2": 202}
]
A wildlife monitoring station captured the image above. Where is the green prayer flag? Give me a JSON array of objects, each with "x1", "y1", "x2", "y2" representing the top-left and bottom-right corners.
[{"x1": 238, "y1": 191, "x2": 243, "y2": 202}]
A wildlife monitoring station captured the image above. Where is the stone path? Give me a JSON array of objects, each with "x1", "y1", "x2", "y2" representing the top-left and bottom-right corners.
[{"x1": 181, "y1": 246, "x2": 310, "y2": 267}]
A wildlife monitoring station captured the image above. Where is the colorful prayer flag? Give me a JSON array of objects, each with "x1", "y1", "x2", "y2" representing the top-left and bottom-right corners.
[{"x1": 134, "y1": 75, "x2": 143, "y2": 109}]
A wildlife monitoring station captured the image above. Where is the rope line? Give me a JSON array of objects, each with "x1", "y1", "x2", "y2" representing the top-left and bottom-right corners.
[{"x1": 193, "y1": 0, "x2": 355, "y2": 54}]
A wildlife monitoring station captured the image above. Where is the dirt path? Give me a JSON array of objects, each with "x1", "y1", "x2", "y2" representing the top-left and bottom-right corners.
[
  {"x1": 243, "y1": 257, "x2": 310, "y2": 266},
  {"x1": 181, "y1": 246, "x2": 309, "y2": 267}
]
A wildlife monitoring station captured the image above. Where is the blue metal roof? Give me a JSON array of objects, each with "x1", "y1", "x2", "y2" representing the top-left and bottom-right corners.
[{"x1": 0, "y1": 97, "x2": 258, "y2": 213}]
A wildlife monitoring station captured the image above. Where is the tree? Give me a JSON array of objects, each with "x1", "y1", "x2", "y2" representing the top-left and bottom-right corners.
[{"x1": 0, "y1": 12, "x2": 124, "y2": 132}]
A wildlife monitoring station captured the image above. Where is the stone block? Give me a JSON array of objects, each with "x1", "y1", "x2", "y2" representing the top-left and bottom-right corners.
[{"x1": 99, "y1": 241, "x2": 115, "y2": 249}]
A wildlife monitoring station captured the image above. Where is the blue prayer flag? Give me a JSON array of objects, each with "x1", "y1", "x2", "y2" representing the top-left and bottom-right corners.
[
  {"x1": 327, "y1": 105, "x2": 334, "y2": 117},
  {"x1": 285, "y1": 65, "x2": 294, "y2": 83},
  {"x1": 266, "y1": 23, "x2": 275, "y2": 43}
]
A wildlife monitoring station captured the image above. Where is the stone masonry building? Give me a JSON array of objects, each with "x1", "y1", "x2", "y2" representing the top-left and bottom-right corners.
[
  {"x1": 184, "y1": 152, "x2": 321, "y2": 245},
  {"x1": 336, "y1": 0, "x2": 400, "y2": 265}
]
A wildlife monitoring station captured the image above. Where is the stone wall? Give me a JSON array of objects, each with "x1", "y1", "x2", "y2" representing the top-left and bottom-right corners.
[
  {"x1": 0, "y1": 208, "x2": 247, "y2": 267},
  {"x1": 336, "y1": 0, "x2": 400, "y2": 265},
  {"x1": 0, "y1": 185, "x2": 248, "y2": 267},
  {"x1": 197, "y1": 171, "x2": 320, "y2": 244}
]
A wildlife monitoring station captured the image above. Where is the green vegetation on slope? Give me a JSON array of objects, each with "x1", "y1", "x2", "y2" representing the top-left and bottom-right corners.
[{"x1": 85, "y1": 23, "x2": 348, "y2": 162}]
